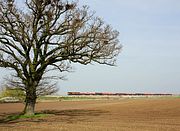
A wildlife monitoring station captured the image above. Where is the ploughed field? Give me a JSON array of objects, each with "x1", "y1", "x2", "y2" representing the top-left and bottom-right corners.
[{"x1": 0, "y1": 98, "x2": 180, "y2": 131}]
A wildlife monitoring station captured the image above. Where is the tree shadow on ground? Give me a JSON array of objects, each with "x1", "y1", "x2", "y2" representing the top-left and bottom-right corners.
[
  {"x1": 0, "y1": 109, "x2": 108, "y2": 124},
  {"x1": 41, "y1": 109, "x2": 107, "y2": 117}
]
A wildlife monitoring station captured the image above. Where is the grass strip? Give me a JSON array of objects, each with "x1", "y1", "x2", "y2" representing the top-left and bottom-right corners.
[{"x1": 6, "y1": 113, "x2": 49, "y2": 121}]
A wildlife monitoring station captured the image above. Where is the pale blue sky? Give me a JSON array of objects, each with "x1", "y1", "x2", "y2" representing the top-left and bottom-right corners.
[{"x1": 1, "y1": 0, "x2": 180, "y2": 95}]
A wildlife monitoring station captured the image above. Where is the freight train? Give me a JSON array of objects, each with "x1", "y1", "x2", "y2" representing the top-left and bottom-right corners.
[{"x1": 68, "y1": 92, "x2": 172, "y2": 96}]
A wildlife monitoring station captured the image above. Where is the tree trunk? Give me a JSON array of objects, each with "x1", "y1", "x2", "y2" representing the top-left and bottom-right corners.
[
  {"x1": 23, "y1": 99, "x2": 36, "y2": 115},
  {"x1": 23, "y1": 89, "x2": 37, "y2": 115}
]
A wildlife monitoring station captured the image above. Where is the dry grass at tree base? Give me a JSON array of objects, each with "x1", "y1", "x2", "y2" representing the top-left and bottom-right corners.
[{"x1": 0, "y1": 98, "x2": 180, "y2": 131}]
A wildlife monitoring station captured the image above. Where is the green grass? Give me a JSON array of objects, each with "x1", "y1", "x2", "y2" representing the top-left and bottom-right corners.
[
  {"x1": 175, "y1": 95, "x2": 180, "y2": 98},
  {"x1": 38, "y1": 95, "x2": 180, "y2": 102},
  {"x1": 38, "y1": 96, "x2": 99, "y2": 101},
  {"x1": 59, "y1": 96, "x2": 97, "y2": 100},
  {"x1": 38, "y1": 96, "x2": 59, "y2": 100},
  {"x1": 6, "y1": 113, "x2": 49, "y2": 121}
]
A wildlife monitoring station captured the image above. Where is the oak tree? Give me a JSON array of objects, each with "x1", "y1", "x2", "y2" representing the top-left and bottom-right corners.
[{"x1": 0, "y1": 0, "x2": 121, "y2": 115}]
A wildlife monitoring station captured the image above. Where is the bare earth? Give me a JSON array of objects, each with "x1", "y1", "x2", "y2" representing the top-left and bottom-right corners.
[{"x1": 0, "y1": 98, "x2": 180, "y2": 131}]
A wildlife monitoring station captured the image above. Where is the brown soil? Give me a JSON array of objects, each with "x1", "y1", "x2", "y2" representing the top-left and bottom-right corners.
[{"x1": 0, "y1": 98, "x2": 180, "y2": 131}]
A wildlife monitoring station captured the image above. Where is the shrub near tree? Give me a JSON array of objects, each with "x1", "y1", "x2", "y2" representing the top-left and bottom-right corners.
[
  {"x1": 0, "y1": 0, "x2": 121, "y2": 115},
  {"x1": 1, "y1": 87, "x2": 25, "y2": 101}
]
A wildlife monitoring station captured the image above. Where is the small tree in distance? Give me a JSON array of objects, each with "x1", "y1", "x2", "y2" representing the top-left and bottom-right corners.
[{"x1": 0, "y1": 0, "x2": 121, "y2": 115}]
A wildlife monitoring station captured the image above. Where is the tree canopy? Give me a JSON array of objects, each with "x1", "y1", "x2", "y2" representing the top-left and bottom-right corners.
[{"x1": 0, "y1": 0, "x2": 121, "y2": 115}]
